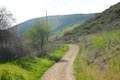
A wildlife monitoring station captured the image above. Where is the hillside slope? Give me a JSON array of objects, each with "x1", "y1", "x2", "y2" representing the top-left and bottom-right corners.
[
  {"x1": 74, "y1": 29, "x2": 120, "y2": 80},
  {"x1": 72, "y1": 2, "x2": 120, "y2": 80},
  {"x1": 16, "y1": 14, "x2": 95, "y2": 34},
  {"x1": 65, "y1": 2, "x2": 120, "y2": 42}
]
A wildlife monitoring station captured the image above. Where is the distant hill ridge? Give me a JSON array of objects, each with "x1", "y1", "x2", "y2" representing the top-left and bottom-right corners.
[{"x1": 15, "y1": 14, "x2": 95, "y2": 34}]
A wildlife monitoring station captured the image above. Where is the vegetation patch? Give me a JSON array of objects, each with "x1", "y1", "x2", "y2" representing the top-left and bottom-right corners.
[
  {"x1": 0, "y1": 44, "x2": 68, "y2": 80},
  {"x1": 74, "y1": 29, "x2": 120, "y2": 80}
]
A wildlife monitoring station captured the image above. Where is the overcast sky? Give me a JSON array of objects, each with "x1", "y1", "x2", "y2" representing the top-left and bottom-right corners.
[{"x1": 0, "y1": 0, "x2": 119, "y2": 24}]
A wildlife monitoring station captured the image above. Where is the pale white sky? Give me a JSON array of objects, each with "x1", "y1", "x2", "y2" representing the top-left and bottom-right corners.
[{"x1": 0, "y1": 0, "x2": 119, "y2": 24}]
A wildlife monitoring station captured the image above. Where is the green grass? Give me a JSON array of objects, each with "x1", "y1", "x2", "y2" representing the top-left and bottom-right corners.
[
  {"x1": 48, "y1": 45, "x2": 69, "y2": 61},
  {"x1": 0, "y1": 44, "x2": 68, "y2": 80},
  {"x1": 74, "y1": 29, "x2": 120, "y2": 80},
  {"x1": 0, "y1": 64, "x2": 31, "y2": 80}
]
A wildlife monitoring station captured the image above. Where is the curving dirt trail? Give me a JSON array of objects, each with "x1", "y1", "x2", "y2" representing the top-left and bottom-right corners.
[{"x1": 40, "y1": 44, "x2": 79, "y2": 80}]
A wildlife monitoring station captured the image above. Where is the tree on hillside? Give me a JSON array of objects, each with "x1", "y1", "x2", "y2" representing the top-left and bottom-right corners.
[{"x1": 25, "y1": 21, "x2": 49, "y2": 55}]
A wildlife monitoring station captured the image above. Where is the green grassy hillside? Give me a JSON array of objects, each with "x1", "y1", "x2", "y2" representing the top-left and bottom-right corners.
[
  {"x1": 74, "y1": 29, "x2": 120, "y2": 80},
  {"x1": 64, "y1": 2, "x2": 120, "y2": 42}
]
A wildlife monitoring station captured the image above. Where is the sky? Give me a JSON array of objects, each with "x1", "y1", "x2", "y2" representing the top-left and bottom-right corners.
[{"x1": 0, "y1": 0, "x2": 119, "y2": 24}]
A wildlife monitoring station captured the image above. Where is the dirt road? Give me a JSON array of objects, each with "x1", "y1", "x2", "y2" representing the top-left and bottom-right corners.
[{"x1": 40, "y1": 44, "x2": 79, "y2": 80}]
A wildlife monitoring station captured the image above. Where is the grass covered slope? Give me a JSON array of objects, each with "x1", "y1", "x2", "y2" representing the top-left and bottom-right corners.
[
  {"x1": 65, "y1": 2, "x2": 120, "y2": 42},
  {"x1": 74, "y1": 29, "x2": 120, "y2": 80},
  {"x1": 0, "y1": 44, "x2": 68, "y2": 80}
]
